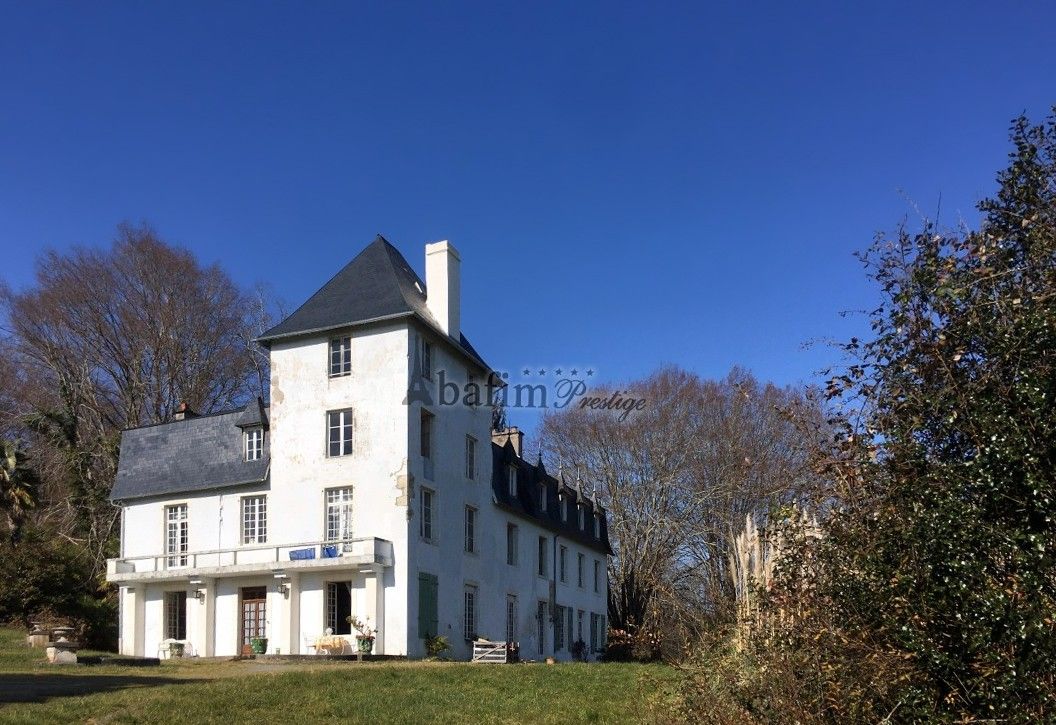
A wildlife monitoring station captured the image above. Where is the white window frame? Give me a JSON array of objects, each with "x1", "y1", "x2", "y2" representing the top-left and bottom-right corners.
[
  {"x1": 420, "y1": 487, "x2": 435, "y2": 542},
  {"x1": 165, "y1": 503, "x2": 188, "y2": 568},
  {"x1": 465, "y1": 435, "x2": 476, "y2": 480},
  {"x1": 241, "y1": 494, "x2": 267, "y2": 545},
  {"x1": 463, "y1": 584, "x2": 478, "y2": 640},
  {"x1": 327, "y1": 409, "x2": 354, "y2": 457},
  {"x1": 164, "y1": 590, "x2": 187, "y2": 640},
  {"x1": 464, "y1": 506, "x2": 477, "y2": 554},
  {"x1": 244, "y1": 427, "x2": 263, "y2": 462},
  {"x1": 329, "y1": 336, "x2": 352, "y2": 377},
  {"x1": 324, "y1": 487, "x2": 354, "y2": 545}
]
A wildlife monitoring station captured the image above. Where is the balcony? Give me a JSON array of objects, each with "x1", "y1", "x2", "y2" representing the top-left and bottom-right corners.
[{"x1": 106, "y1": 537, "x2": 394, "y2": 584}]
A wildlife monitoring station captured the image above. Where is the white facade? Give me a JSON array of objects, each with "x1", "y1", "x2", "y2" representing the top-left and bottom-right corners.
[{"x1": 107, "y1": 240, "x2": 609, "y2": 660}]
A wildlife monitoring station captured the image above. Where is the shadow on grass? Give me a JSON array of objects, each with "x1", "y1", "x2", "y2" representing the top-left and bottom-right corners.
[{"x1": 0, "y1": 673, "x2": 201, "y2": 704}]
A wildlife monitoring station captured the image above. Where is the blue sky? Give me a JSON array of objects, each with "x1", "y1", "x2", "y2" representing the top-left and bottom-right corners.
[{"x1": 2, "y1": 1, "x2": 1053, "y2": 428}]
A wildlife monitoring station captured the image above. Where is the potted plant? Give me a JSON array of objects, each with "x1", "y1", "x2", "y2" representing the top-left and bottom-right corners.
[
  {"x1": 250, "y1": 636, "x2": 268, "y2": 655},
  {"x1": 169, "y1": 641, "x2": 185, "y2": 658},
  {"x1": 347, "y1": 615, "x2": 375, "y2": 654}
]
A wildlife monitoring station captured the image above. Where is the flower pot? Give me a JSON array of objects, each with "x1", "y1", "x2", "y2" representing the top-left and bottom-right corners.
[
  {"x1": 250, "y1": 637, "x2": 268, "y2": 655},
  {"x1": 169, "y1": 642, "x2": 185, "y2": 658},
  {"x1": 356, "y1": 637, "x2": 374, "y2": 654}
]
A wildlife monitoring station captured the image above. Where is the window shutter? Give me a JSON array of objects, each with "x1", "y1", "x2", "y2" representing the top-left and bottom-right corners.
[{"x1": 418, "y1": 573, "x2": 438, "y2": 639}]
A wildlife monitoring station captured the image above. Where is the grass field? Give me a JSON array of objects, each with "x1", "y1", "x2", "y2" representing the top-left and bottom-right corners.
[{"x1": 0, "y1": 629, "x2": 675, "y2": 724}]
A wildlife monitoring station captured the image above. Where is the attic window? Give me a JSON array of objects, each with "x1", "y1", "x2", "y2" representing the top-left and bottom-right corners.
[
  {"x1": 578, "y1": 506, "x2": 585, "y2": 530},
  {"x1": 245, "y1": 427, "x2": 263, "y2": 461},
  {"x1": 594, "y1": 513, "x2": 601, "y2": 538},
  {"x1": 561, "y1": 498, "x2": 568, "y2": 522},
  {"x1": 508, "y1": 465, "x2": 517, "y2": 497},
  {"x1": 330, "y1": 336, "x2": 351, "y2": 377},
  {"x1": 422, "y1": 340, "x2": 433, "y2": 379},
  {"x1": 539, "y1": 483, "x2": 547, "y2": 512}
]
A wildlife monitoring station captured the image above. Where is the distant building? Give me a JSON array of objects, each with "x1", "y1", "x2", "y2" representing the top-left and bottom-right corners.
[{"x1": 107, "y1": 236, "x2": 610, "y2": 659}]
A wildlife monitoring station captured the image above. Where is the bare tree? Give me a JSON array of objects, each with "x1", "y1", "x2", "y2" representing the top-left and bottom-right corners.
[
  {"x1": 540, "y1": 366, "x2": 820, "y2": 644},
  {"x1": 0, "y1": 223, "x2": 276, "y2": 574}
]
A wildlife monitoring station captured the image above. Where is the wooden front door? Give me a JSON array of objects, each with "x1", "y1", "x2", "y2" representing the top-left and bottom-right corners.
[{"x1": 240, "y1": 586, "x2": 267, "y2": 649}]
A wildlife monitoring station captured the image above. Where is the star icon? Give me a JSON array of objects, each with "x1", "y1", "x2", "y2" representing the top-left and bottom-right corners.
[
  {"x1": 587, "y1": 369, "x2": 594, "y2": 376},
  {"x1": 555, "y1": 368, "x2": 563, "y2": 375},
  {"x1": 571, "y1": 368, "x2": 578, "y2": 376},
  {"x1": 538, "y1": 368, "x2": 546, "y2": 375},
  {"x1": 522, "y1": 368, "x2": 531, "y2": 376}
]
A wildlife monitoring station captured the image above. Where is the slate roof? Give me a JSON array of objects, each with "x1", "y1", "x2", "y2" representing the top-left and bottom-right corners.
[
  {"x1": 110, "y1": 405, "x2": 270, "y2": 502},
  {"x1": 491, "y1": 442, "x2": 613, "y2": 555},
  {"x1": 256, "y1": 235, "x2": 490, "y2": 371}
]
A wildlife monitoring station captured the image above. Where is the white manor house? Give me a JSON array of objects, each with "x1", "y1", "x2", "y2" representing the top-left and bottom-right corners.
[{"x1": 106, "y1": 236, "x2": 610, "y2": 660}]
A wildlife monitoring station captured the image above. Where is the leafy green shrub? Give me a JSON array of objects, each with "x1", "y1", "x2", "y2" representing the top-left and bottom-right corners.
[{"x1": 424, "y1": 635, "x2": 450, "y2": 658}]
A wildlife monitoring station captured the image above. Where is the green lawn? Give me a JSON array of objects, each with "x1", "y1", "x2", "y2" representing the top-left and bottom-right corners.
[{"x1": 0, "y1": 629, "x2": 674, "y2": 724}]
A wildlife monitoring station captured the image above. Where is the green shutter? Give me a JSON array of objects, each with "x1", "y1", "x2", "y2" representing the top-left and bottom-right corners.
[{"x1": 418, "y1": 572, "x2": 438, "y2": 639}]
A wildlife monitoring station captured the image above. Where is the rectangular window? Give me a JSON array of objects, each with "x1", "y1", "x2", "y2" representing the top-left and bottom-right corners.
[
  {"x1": 506, "y1": 594, "x2": 518, "y2": 644},
  {"x1": 561, "y1": 498, "x2": 568, "y2": 522},
  {"x1": 590, "y1": 612, "x2": 599, "y2": 653},
  {"x1": 244, "y1": 428, "x2": 263, "y2": 461},
  {"x1": 420, "y1": 488, "x2": 435, "y2": 542},
  {"x1": 537, "y1": 536, "x2": 547, "y2": 577},
  {"x1": 165, "y1": 504, "x2": 188, "y2": 568},
  {"x1": 164, "y1": 591, "x2": 187, "y2": 640},
  {"x1": 464, "y1": 506, "x2": 476, "y2": 553},
  {"x1": 463, "y1": 584, "x2": 478, "y2": 640},
  {"x1": 594, "y1": 559, "x2": 601, "y2": 593},
  {"x1": 327, "y1": 409, "x2": 353, "y2": 457},
  {"x1": 329, "y1": 336, "x2": 351, "y2": 377},
  {"x1": 577, "y1": 609, "x2": 584, "y2": 643},
  {"x1": 326, "y1": 581, "x2": 353, "y2": 635},
  {"x1": 422, "y1": 340, "x2": 433, "y2": 379},
  {"x1": 539, "y1": 483, "x2": 547, "y2": 512},
  {"x1": 555, "y1": 604, "x2": 565, "y2": 651},
  {"x1": 508, "y1": 465, "x2": 517, "y2": 497},
  {"x1": 465, "y1": 436, "x2": 476, "y2": 479},
  {"x1": 578, "y1": 506, "x2": 585, "y2": 530},
  {"x1": 559, "y1": 545, "x2": 568, "y2": 583},
  {"x1": 241, "y1": 495, "x2": 267, "y2": 545},
  {"x1": 420, "y1": 410, "x2": 433, "y2": 460},
  {"x1": 325, "y1": 487, "x2": 354, "y2": 543},
  {"x1": 506, "y1": 523, "x2": 518, "y2": 566},
  {"x1": 594, "y1": 514, "x2": 601, "y2": 538},
  {"x1": 577, "y1": 553, "x2": 584, "y2": 588}
]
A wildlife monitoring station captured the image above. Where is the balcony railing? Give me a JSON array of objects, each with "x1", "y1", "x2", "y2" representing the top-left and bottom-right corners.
[{"x1": 107, "y1": 536, "x2": 393, "y2": 578}]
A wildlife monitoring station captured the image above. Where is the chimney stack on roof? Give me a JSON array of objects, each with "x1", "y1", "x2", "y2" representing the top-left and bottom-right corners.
[
  {"x1": 173, "y1": 402, "x2": 197, "y2": 421},
  {"x1": 424, "y1": 240, "x2": 460, "y2": 337},
  {"x1": 491, "y1": 426, "x2": 524, "y2": 458}
]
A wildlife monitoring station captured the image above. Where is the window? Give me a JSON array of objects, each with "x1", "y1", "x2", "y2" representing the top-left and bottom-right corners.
[
  {"x1": 594, "y1": 559, "x2": 601, "y2": 593},
  {"x1": 506, "y1": 523, "x2": 519, "y2": 566},
  {"x1": 506, "y1": 594, "x2": 518, "y2": 644},
  {"x1": 554, "y1": 604, "x2": 566, "y2": 650},
  {"x1": 561, "y1": 498, "x2": 568, "y2": 522},
  {"x1": 594, "y1": 514, "x2": 601, "y2": 538},
  {"x1": 325, "y1": 487, "x2": 353, "y2": 543},
  {"x1": 559, "y1": 545, "x2": 568, "y2": 583},
  {"x1": 418, "y1": 572, "x2": 439, "y2": 639},
  {"x1": 463, "y1": 584, "x2": 478, "y2": 640},
  {"x1": 165, "y1": 504, "x2": 188, "y2": 568},
  {"x1": 244, "y1": 427, "x2": 263, "y2": 461},
  {"x1": 507, "y1": 465, "x2": 517, "y2": 497},
  {"x1": 327, "y1": 409, "x2": 353, "y2": 457},
  {"x1": 577, "y1": 609, "x2": 584, "y2": 643},
  {"x1": 422, "y1": 340, "x2": 433, "y2": 379},
  {"x1": 578, "y1": 506, "x2": 585, "y2": 530},
  {"x1": 465, "y1": 436, "x2": 476, "y2": 479},
  {"x1": 464, "y1": 506, "x2": 477, "y2": 553},
  {"x1": 590, "y1": 612, "x2": 599, "y2": 653},
  {"x1": 539, "y1": 484, "x2": 547, "y2": 512},
  {"x1": 537, "y1": 536, "x2": 548, "y2": 577},
  {"x1": 577, "y1": 553, "x2": 584, "y2": 588},
  {"x1": 329, "y1": 336, "x2": 351, "y2": 377},
  {"x1": 420, "y1": 410, "x2": 433, "y2": 460},
  {"x1": 420, "y1": 488, "x2": 435, "y2": 542},
  {"x1": 326, "y1": 581, "x2": 353, "y2": 634},
  {"x1": 164, "y1": 591, "x2": 187, "y2": 640},
  {"x1": 241, "y1": 495, "x2": 267, "y2": 545}
]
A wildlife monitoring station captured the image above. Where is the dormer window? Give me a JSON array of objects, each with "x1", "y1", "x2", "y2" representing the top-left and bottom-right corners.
[
  {"x1": 330, "y1": 336, "x2": 351, "y2": 377},
  {"x1": 594, "y1": 514, "x2": 601, "y2": 538},
  {"x1": 578, "y1": 506, "x2": 585, "y2": 530},
  {"x1": 539, "y1": 483, "x2": 547, "y2": 512},
  {"x1": 561, "y1": 498, "x2": 568, "y2": 522},
  {"x1": 244, "y1": 427, "x2": 263, "y2": 461},
  {"x1": 507, "y1": 465, "x2": 518, "y2": 497}
]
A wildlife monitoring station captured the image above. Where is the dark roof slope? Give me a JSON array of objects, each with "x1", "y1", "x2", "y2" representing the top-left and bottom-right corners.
[
  {"x1": 111, "y1": 406, "x2": 270, "y2": 502},
  {"x1": 491, "y1": 442, "x2": 612, "y2": 555},
  {"x1": 256, "y1": 235, "x2": 490, "y2": 371}
]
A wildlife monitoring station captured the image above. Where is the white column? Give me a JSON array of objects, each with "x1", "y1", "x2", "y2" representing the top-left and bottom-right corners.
[
  {"x1": 204, "y1": 578, "x2": 216, "y2": 657},
  {"x1": 364, "y1": 567, "x2": 385, "y2": 655},
  {"x1": 288, "y1": 574, "x2": 301, "y2": 654}
]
